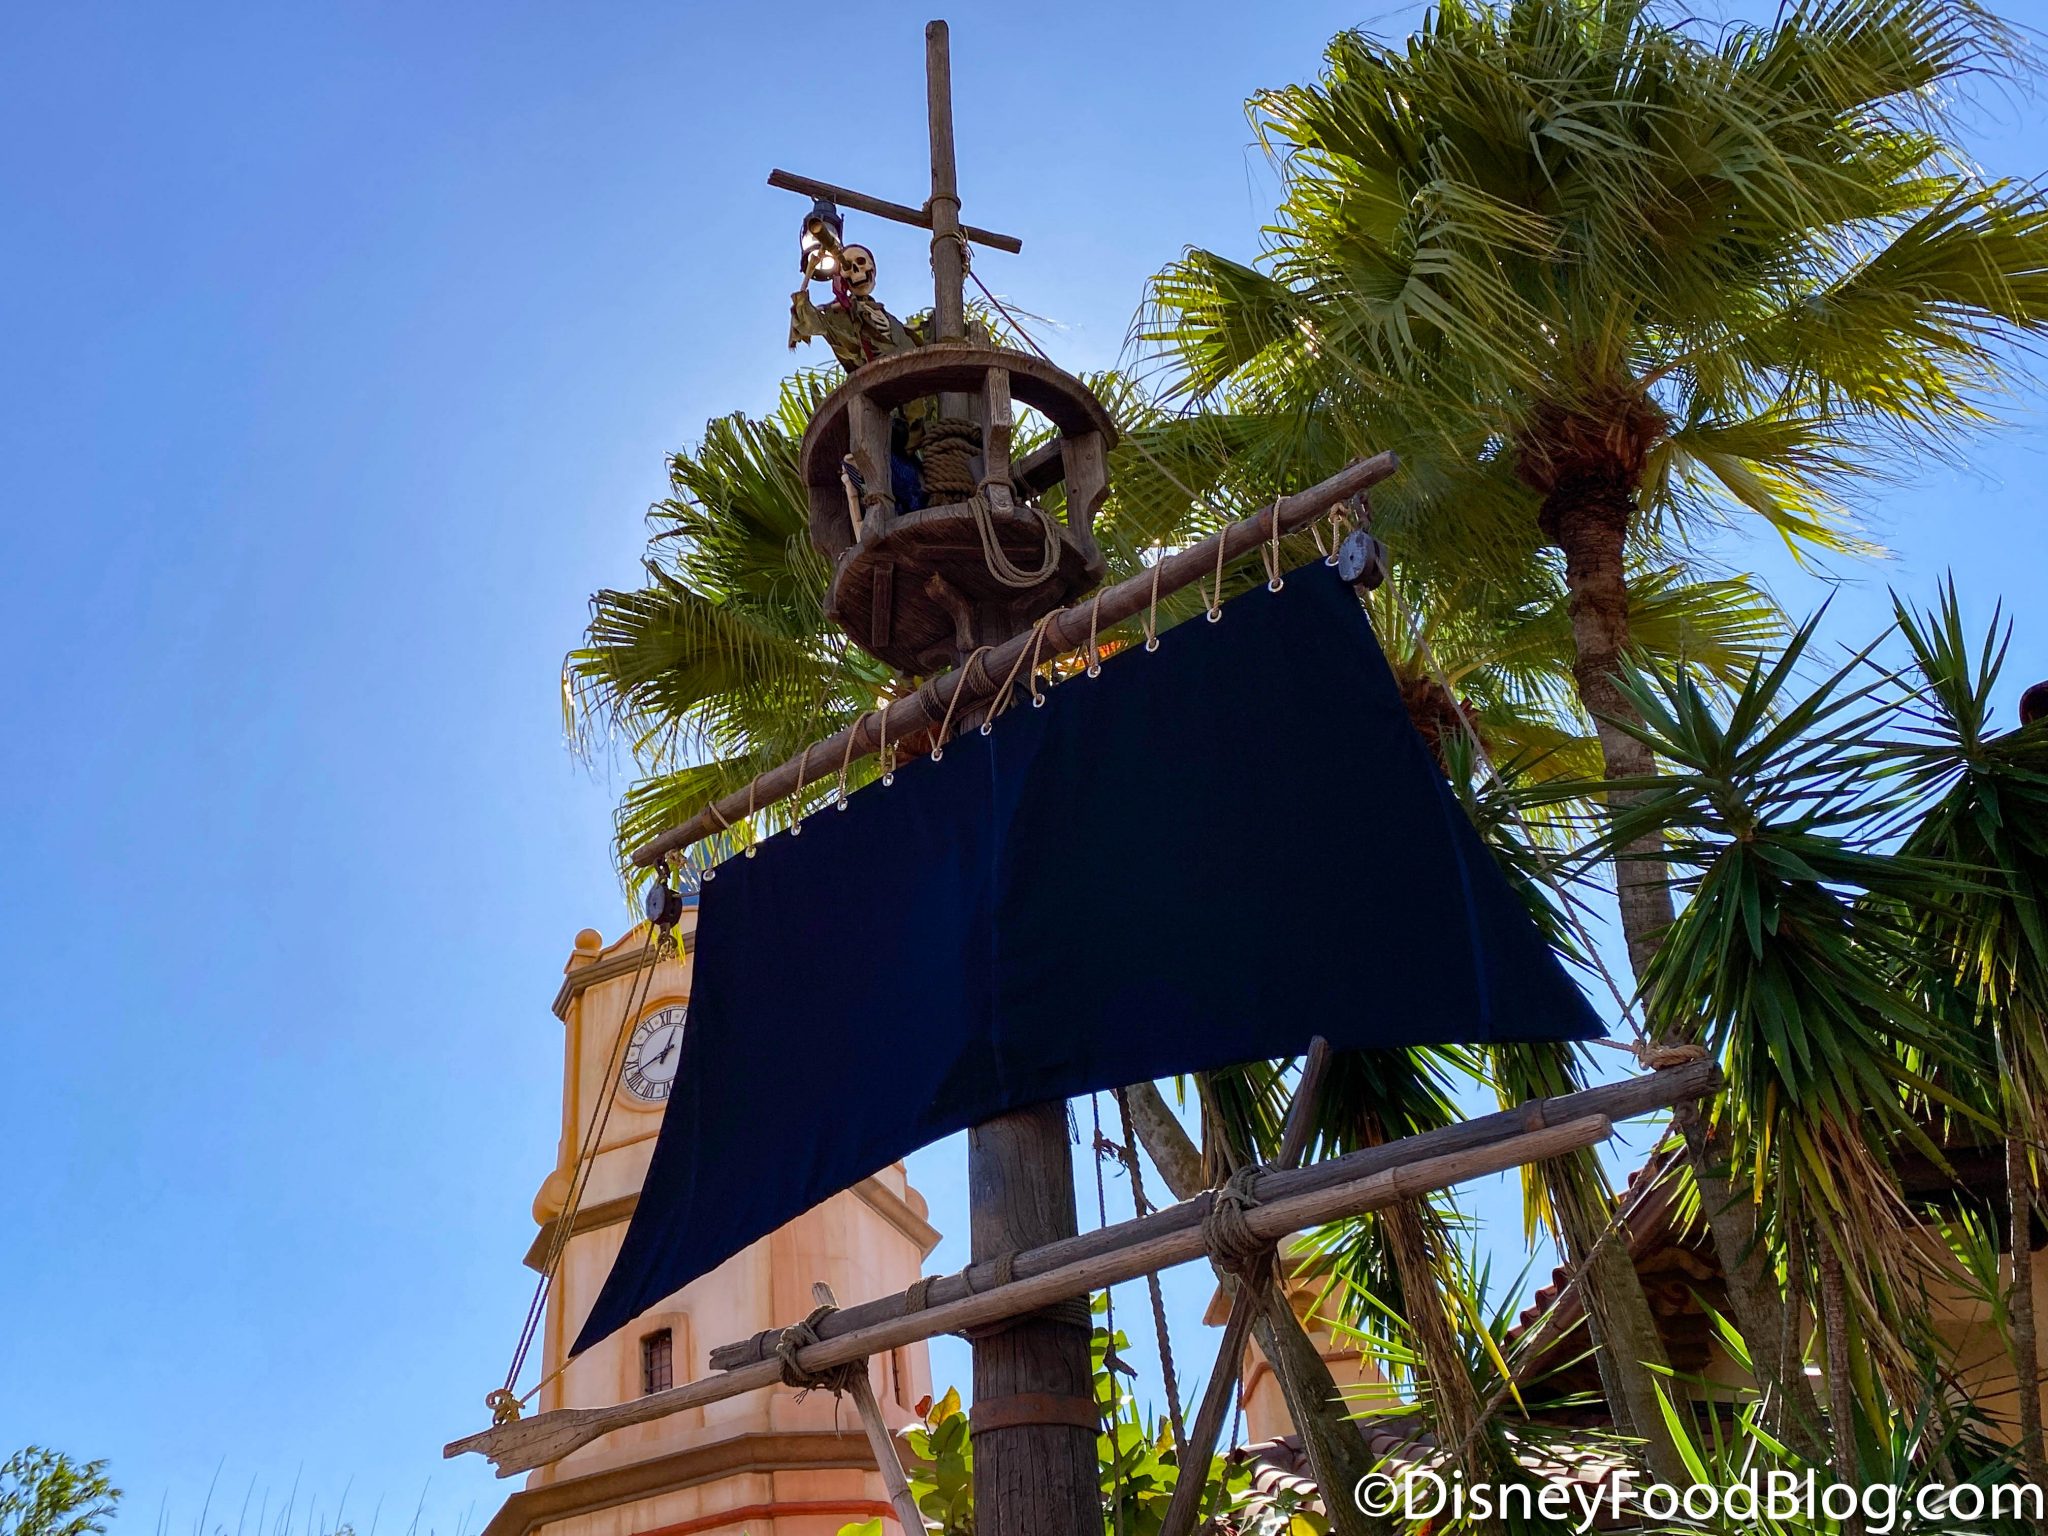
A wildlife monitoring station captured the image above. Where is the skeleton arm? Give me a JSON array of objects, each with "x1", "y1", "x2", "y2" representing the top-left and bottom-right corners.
[{"x1": 788, "y1": 288, "x2": 830, "y2": 351}]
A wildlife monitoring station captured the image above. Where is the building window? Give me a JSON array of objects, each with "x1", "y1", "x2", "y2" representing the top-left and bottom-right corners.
[{"x1": 641, "y1": 1328, "x2": 674, "y2": 1395}]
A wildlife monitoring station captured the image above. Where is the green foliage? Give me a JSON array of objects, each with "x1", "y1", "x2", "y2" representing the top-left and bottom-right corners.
[
  {"x1": 852, "y1": 1309, "x2": 1266, "y2": 1536},
  {"x1": 1143, "y1": 0, "x2": 2048, "y2": 581},
  {"x1": 1645, "y1": 1309, "x2": 2033, "y2": 1534},
  {"x1": 0, "y1": 1450, "x2": 118, "y2": 1536}
]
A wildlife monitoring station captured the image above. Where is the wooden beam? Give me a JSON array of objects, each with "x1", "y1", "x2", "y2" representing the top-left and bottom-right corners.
[
  {"x1": 1157, "y1": 1040, "x2": 1331, "y2": 1536},
  {"x1": 767, "y1": 169, "x2": 1023, "y2": 256},
  {"x1": 446, "y1": 1107, "x2": 1641, "y2": 1475},
  {"x1": 627, "y1": 449, "x2": 1400, "y2": 868},
  {"x1": 813, "y1": 1282, "x2": 927, "y2": 1536},
  {"x1": 709, "y1": 1058, "x2": 1714, "y2": 1372}
]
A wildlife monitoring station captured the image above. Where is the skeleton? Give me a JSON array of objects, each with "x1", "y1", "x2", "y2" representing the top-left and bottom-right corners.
[{"x1": 788, "y1": 244, "x2": 917, "y2": 371}]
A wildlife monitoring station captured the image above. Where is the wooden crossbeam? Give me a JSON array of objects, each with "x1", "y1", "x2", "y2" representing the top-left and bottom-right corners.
[
  {"x1": 627, "y1": 449, "x2": 1400, "y2": 868},
  {"x1": 1157, "y1": 1040, "x2": 1333, "y2": 1536},
  {"x1": 444, "y1": 1059, "x2": 1716, "y2": 1477},
  {"x1": 768, "y1": 169, "x2": 1024, "y2": 255}
]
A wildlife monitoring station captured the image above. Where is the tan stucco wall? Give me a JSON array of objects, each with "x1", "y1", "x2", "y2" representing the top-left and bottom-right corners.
[{"x1": 487, "y1": 922, "x2": 939, "y2": 1536}]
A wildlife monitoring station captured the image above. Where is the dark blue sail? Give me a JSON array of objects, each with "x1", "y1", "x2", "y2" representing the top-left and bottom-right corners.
[{"x1": 574, "y1": 566, "x2": 1602, "y2": 1353}]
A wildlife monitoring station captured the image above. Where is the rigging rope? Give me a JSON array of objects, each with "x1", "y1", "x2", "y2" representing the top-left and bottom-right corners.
[
  {"x1": 1090, "y1": 1093, "x2": 1131, "y2": 1536},
  {"x1": 1114, "y1": 1087, "x2": 1188, "y2": 1458},
  {"x1": 500, "y1": 925, "x2": 663, "y2": 1408}
]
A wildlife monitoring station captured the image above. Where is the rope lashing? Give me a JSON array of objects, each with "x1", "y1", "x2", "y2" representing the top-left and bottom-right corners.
[
  {"x1": 904, "y1": 1275, "x2": 936, "y2": 1312},
  {"x1": 1206, "y1": 517, "x2": 1230, "y2": 622},
  {"x1": 1143, "y1": 551, "x2": 1164, "y2": 652},
  {"x1": 932, "y1": 646, "x2": 993, "y2": 760},
  {"x1": 1201, "y1": 1165, "x2": 1274, "y2": 1278},
  {"x1": 774, "y1": 1303, "x2": 864, "y2": 1395},
  {"x1": 788, "y1": 743, "x2": 814, "y2": 836},
  {"x1": 835, "y1": 710, "x2": 870, "y2": 809},
  {"x1": 1085, "y1": 590, "x2": 1105, "y2": 677},
  {"x1": 486, "y1": 1388, "x2": 522, "y2": 1425},
  {"x1": 1627, "y1": 1039, "x2": 1711, "y2": 1071},
  {"x1": 1261, "y1": 500, "x2": 1286, "y2": 592},
  {"x1": 980, "y1": 614, "x2": 1056, "y2": 735}
]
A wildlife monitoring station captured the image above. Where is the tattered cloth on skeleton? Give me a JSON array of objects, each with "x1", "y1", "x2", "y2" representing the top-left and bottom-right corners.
[{"x1": 573, "y1": 567, "x2": 1603, "y2": 1354}]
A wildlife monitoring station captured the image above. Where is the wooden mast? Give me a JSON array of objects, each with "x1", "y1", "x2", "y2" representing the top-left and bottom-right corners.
[{"x1": 920, "y1": 21, "x2": 1101, "y2": 1536}]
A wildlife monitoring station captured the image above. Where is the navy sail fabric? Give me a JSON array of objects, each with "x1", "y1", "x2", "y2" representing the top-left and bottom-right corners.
[{"x1": 574, "y1": 568, "x2": 1602, "y2": 1353}]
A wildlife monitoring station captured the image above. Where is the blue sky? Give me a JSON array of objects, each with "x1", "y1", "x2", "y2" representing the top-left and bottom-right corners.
[{"x1": 5, "y1": 3, "x2": 2048, "y2": 1533}]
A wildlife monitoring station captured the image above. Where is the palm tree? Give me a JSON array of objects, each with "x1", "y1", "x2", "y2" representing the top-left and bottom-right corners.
[
  {"x1": 1141, "y1": 0, "x2": 2048, "y2": 1449},
  {"x1": 1140, "y1": 0, "x2": 2048, "y2": 973}
]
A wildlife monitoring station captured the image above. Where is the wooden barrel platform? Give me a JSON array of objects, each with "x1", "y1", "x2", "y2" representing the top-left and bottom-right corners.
[
  {"x1": 827, "y1": 497, "x2": 1104, "y2": 676},
  {"x1": 799, "y1": 343, "x2": 1117, "y2": 674}
]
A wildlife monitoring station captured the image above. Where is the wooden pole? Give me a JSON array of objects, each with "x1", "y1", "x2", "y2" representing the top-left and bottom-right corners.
[
  {"x1": 627, "y1": 449, "x2": 1400, "y2": 869},
  {"x1": 1156, "y1": 1042, "x2": 1332, "y2": 1536},
  {"x1": 446, "y1": 1106, "x2": 1644, "y2": 1475},
  {"x1": 924, "y1": 21, "x2": 966, "y2": 345},
  {"x1": 968, "y1": 1103, "x2": 1101, "y2": 1536},
  {"x1": 814, "y1": 1282, "x2": 929, "y2": 1534},
  {"x1": 920, "y1": 24, "x2": 1093, "y2": 1535}
]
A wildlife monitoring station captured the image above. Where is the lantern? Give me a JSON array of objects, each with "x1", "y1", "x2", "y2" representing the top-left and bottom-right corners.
[{"x1": 799, "y1": 196, "x2": 844, "y2": 281}]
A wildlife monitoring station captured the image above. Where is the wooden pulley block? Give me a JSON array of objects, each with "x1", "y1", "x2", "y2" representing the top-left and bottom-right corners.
[{"x1": 1336, "y1": 527, "x2": 1390, "y2": 590}]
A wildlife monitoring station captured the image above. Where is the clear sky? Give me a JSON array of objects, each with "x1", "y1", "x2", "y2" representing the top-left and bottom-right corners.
[{"x1": 5, "y1": 3, "x2": 2047, "y2": 1534}]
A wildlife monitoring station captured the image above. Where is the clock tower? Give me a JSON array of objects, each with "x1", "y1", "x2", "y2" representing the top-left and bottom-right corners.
[{"x1": 480, "y1": 911, "x2": 941, "y2": 1536}]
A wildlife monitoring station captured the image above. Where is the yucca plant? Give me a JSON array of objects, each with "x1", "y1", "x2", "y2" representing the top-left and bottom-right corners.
[
  {"x1": 1606, "y1": 613, "x2": 1994, "y2": 1480},
  {"x1": 1888, "y1": 583, "x2": 2048, "y2": 1490},
  {"x1": 1646, "y1": 1309, "x2": 2034, "y2": 1535}
]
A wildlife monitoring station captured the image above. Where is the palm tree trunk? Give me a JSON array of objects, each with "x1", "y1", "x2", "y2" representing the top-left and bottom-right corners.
[
  {"x1": 1379, "y1": 1196, "x2": 1489, "y2": 1467},
  {"x1": 1544, "y1": 475, "x2": 1827, "y2": 1454},
  {"x1": 1540, "y1": 481, "x2": 1673, "y2": 981},
  {"x1": 1817, "y1": 1239, "x2": 1864, "y2": 1536},
  {"x1": 1677, "y1": 1108, "x2": 1829, "y2": 1461},
  {"x1": 1545, "y1": 1151, "x2": 1691, "y2": 1485},
  {"x1": 1120, "y1": 1081, "x2": 1391, "y2": 1536},
  {"x1": 2008, "y1": 1129, "x2": 2046, "y2": 1497}
]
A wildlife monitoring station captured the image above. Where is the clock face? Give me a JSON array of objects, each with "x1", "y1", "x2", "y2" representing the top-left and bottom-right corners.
[{"x1": 621, "y1": 1005, "x2": 686, "y2": 1105}]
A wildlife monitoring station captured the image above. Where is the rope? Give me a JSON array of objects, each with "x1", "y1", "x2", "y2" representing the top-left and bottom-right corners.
[
  {"x1": 1202, "y1": 1165, "x2": 1274, "y2": 1277},
  {"x1": 500, "y1": 927, "x2": 662, "y2": 1407},
  {"x1": 979, "y1": 614, "x2": 1056, "y2": 736},
  {"x1": 835, "y1": 710, "x2": 869, "y2": 809},
  {"x1": 921, "y1": 418, "x2": 982, "y2": 502},
  {"x1": 1143, "y1": 552, "x2": 1164, "y2": 652},
  {"x1": 931, "y1": 647, "x2": 992, "y2": 761},
  {"x1": 969, "y1": 492, "x2": 1062, "y2": 589},
  {"x1": 1114, "y1": 1087, "x2": 1187, "y2": 1456},
  {"x1": 775, "y1": 1303, "x2": 863, "y2": 1395},
  {"x1": 1206, "y1": 515, "x2": 1230, "y2": 622},
  {"x1": 788, "y1": 743, "x2": 814, "y2": 836},
  {"x1": 1085, "y1": 590, "x2": 1105, "y2": 678}
]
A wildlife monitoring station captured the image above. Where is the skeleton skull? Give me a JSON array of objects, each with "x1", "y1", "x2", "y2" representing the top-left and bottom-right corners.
[{"x1": 839, "y1": 244, "x2": 877, "y2": 297}]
